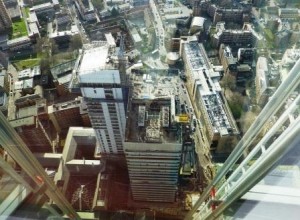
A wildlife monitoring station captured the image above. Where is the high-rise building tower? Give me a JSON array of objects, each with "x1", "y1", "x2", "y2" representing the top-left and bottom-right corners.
[
  {"x1": 124, "y1": 74, "x2": 183, "y2": 203},
  {"x1": 0, "y1": 0, "x2": 12, "y2": 32},
  {"x1": 71, "y1": 42, "x2": 126, "y2": 155}
]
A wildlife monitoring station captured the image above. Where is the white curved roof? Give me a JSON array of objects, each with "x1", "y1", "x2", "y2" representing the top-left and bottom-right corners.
[
  {"x1": 167, "y1": 52, "x2": 179, "y2": 61},
  {"x1": 191, "y1": 17, "x2": 205, "y2": 28}
]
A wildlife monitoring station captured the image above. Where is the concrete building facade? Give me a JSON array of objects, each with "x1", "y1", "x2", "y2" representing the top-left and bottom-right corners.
[
  {"x1": 48, "y1": 97, "x2": 90, "y2": 136},
  {"x1": 212, "y1": 22, "x2": 257, "y2": 49},
  {"x1": 125, "y1": 98, "x2": 182, "y2": 202},
  {"x1": 72, "y1": 42, "x2": 127, "y2": 155},
  {"x1": 0, "y1": 0, "x2": 12, "y2": 33},
  {"x1": 123, "y1": 70, "x2": 188, "y2": 203},
  {"x1": 9, "y1": 103, "x2": 55, "y2": 153},
  {"x1": 219, "y1": 44, "x2": 237, "y2": 76}
]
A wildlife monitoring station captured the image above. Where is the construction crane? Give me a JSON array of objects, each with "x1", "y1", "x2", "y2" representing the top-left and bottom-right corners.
[
  {"x1": 118, "y1": 34, "x2": 127, "y2": 86},
  {"x1": 185, "y1": 59, "x2": 300, "y2": 219}
]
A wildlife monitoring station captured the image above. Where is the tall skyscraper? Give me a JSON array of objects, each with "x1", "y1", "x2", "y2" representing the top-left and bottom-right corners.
[
  {"x1": 71, "y1": 42, "x2": 126, "y2": 154},
  {"x1": 0, "y1": 0, "x2": 12, "y2": 32},
  {"x1": 125, "y1": 98, "x2": 182, "y2": 202},
  {"x1": 124, "y1": 73, "x2": 183, "y2": 203}
]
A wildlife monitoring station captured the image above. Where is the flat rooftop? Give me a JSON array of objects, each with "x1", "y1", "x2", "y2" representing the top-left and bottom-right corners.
[
  {"x1": 73, "y1": 42, "x2": 120, "y2": 85},
  {"x1": 130, "y1": 71, "x2": 178, "y2": 99},
  {"x1": 48, "y1": 98, "x2": 81, "y2": 113},
  {"x1": 125, "y1": 98, "x2": 180, "y2": 144},
  {"x1": 125, "y1": 70, "x2": 182, "y2": 143},
  {"x1": 183, "y1": 41, "x2": 235, "y2": 136},
  {"x1": 79, "y1": 46, "x2": 109, "y2": 73}
]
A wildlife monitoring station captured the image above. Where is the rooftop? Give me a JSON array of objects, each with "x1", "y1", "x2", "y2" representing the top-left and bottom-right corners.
[
  {"x1": 104, "y1": 33, "x2": 116, "y2": 47},
  {"x1": 30, "y1": 3, "x2": 53, "y2": 12},
  {"x1": 191, "y1": 17, "x2": 205, "y2": 28},
  {"x1": 256, "y1": 57, "x2": 269, "y2": 91},
  {"x1": 125, "y1": 97, "x2": 180, "y2": 144},
  {"x1": 28, "y1": 12, "x2": 38, "y2": 23},
  {"x1": 28, "y1": 22, "x2": 39, "y2": 36},
  {"x1": 10, "y1": 116, "x2": 35, "y2": 127},
  {"x1": 280, "y1": 49, "x2": 300, "y2": 81},
  {"x1": 48, "y1": 98, "x2": 81, "y2": 114},
  {"x1": 18, "y1": 66, "x2": 40, "y2": 80},
  {"x1": 126, "y1": 69, "x2": 182, "y2": 143},
  {"x1": 51, "y1": 59, "x2": 76, "y2": 85},
  {"x1": 130, "y1": 71, "x2": 178, "y2": 99},
  {"x1": 7, "y1": 36, "x2": 30, "y2": 45},
  {"x1": 183, "y1": 41, "x2": 235, "y2": 136},
  {"x1": 162, "y1": 6, "x2": 192, "y2": 21},
  {"x1": 14, "y1": 78, "x2": 34, "y2": 90},
  {"x1": 76, "y1": 42, "x2": 120, "y2": 84}
]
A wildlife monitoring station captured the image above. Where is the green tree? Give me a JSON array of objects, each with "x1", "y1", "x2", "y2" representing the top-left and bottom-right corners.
[
  {"x1": 220, "y1": 73, "x2": 236, "y2": 96},
  {"x1": 69, "y1": 35, "x2": 83, "y2": 51},
  {"x1": 228, "y1": 92, "x2": 245, "y2": 119},
  {"x1": 34, "y1": 37, "x2": 47, "y2": 55},
  {"x1": 111, "y1": 7, "x2": 119, "y2": 17},
  {"x1": 40, "y1": 58, "x2": 51, "y2": 75},
  {"x1": 92, "y1": 0, "x2": 104, "y2": 11},
  {"x1": 50, "y1": 39, "x2": 59, "y2": 55}
]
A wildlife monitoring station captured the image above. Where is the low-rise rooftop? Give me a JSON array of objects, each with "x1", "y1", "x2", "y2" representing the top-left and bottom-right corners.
[
  {"x1": 183, "y1": 41, "x2": 236, "y2": 136},
  {"x1": 18, "y1": 66, "x2": 40, "y2": 79}
]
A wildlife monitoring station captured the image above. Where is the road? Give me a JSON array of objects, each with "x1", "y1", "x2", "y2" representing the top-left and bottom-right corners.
[
  {"x1": 251, "y1": 7, "x2": 273, "y2": 57},
  {"x1": 149, "y1": 0, "x2": 167, "y2": 56},
  {"x1": 178, "y1": 80, "x2": 195, "y2": 125},
  {"x1": 66, "y1": 0, "x2": 90, "y2": 44},
  {"x1": 6, "y1": 64, "x2": 18, "y2": 120}
]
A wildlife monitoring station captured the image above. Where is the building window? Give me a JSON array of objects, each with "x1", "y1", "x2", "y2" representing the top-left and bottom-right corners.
[{"x1": 104, "y1": 89, "x2": 114, "y2": 99}]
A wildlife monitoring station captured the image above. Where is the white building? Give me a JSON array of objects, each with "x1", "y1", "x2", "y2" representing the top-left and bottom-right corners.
[
  {"x1": 180, "y1": 39, "x2": 239, "y2": 153},
  {"x1": 72, "y1": 42, "x2": 126, "y2": 154},
  {"x1": 256, "y1": 56, "x2": 275, "y2": 106},
  {"x1": 190, "y1": 16, "x2": 205, "y2": 34}
]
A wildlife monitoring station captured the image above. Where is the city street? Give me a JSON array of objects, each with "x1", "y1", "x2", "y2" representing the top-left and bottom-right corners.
[
  {"x1": 149, "y1": 0, "x2": 166, "y2": 56},
  {"x1": 66, "y1": 0, "x2": 90, "y2": 44},
  {"x1": 6, "y1": 64, "x2": 18, "y2": 120}
]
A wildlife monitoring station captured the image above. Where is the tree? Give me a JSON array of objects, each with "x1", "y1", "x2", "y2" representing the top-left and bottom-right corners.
[
  {"x1": 50, "y1": 39, "x2": 59, "y2": 55},
  {"x1": 69, "y1": 35, "x2": 83, "y2": 51},
  {"x1": 92, "y1": 0, "x2": 104, "y2": 11},
  {"x1": 40, "y1": 58, "x2": 51, "y2": 75},
  {"x1": 111, "y1": 7, "x2": 119, "y2": 17},
  {"x1": 228, "y1": 92, "x2": 245, "y2": 119},
  {"x1": 240, "y1": 111, "x2": 257, "y2": 133},
  {"x1": 220, "y1": 73, "x2": 236, "y2": 96},
  {"x1": 34, "y1": 37, "x2": 47, "y2": 55}
]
